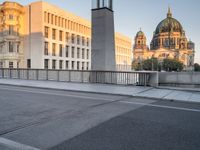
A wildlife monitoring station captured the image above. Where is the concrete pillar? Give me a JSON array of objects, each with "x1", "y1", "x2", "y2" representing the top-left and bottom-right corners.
[{"x1": 91, "y1": 0, "x2": 116, "y2": 71}]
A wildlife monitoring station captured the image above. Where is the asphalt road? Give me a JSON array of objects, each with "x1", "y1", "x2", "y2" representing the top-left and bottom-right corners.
[{"x1": 0, "y1": 85, "x2": 199, "y2": 150}]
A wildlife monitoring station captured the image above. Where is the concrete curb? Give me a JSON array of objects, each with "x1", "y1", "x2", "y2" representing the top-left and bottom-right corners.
[{"x1": 0, "y1": 82, "x2": 200, "y2": 104}]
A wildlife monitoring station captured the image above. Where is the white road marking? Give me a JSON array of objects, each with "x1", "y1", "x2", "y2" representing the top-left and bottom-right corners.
[
  {"x1": 0, "y1": 137, "x2": 40, "y2": 150},
  {"x1": 122, "y1": 101, "x2": 200, "y2": 112}
]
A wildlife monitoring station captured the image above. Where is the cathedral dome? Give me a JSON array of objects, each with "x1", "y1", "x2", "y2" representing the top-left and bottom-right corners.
[
  {"x1": 136, "y1": 30, "x2": 145, "y2": 37},
  {"x1": 155, "y1": 8, "x2": 183, "y2": 34}
]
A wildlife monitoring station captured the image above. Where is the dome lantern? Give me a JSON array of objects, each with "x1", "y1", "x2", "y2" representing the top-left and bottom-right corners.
[{"x1": 167, "y1": 7, "x2": 172, "y2": 18}]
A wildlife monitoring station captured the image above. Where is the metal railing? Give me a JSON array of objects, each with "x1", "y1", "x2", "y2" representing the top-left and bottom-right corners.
[{"x1": 0, "y1": 68, "x2": 158, "y2": 86}]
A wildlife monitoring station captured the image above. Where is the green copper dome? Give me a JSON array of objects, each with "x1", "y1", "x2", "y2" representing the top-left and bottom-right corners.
[
  {"x1": 155, "y1": 8, "x2": 183, "y2": 34},
  {"x1": 136, "y1": 30, "x2": 145, "y2": 37}
]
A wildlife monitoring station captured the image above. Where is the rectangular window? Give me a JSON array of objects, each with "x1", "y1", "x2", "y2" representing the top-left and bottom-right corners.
[
  {"x1": 82, "y1": 48, "x2": 85, "y2": 59},
  {"x1": 66, "y1": 46, "x2": 69, "y2": 57},
  {"x1": 59, "y1": 31, "x2": 63, "y2": 41},
  {"x1": 59, "y1": 60, "x2": 63, "y2": 69},
  {"x1": 27, "y1": 59, "x2": 31, "y2": 68},
  {"x1": 52, "y1": 29, "x2": 56, "y2": 40},
  {"x1": 44, "y1": 42, "x2": 49, "y2": 55},
  {"x1": 52, "y1": 60, "x2": 56, "y2": 69},
  {"x1": 71, "y1": 34, "x2": 75, "y2": 44},
  {"x1": 0, "y1": 62, "x2": 3, "y2": 68},
  {"x1": 77, "y1": 35, "x2": 80, "y2": 45},
  {"x1": 52, "y1": 43, "x2": 56, "y2": 56},
  {"x1": 9, "y1": 62, "x2": 13, "y2": 69},
  {"x1": 82, "y1": 37, "x2": 85, "y2": 46},
  {"x1": 77, "y1": 61, "x2": 80, "y2": 70},
  {"x1": 82, "y1": 62, "x2": 85, "y2": 70},
  {"x1": 9, "y1": 42, "x2": 14, "y2": 53},
  {"x1": 47, "y1": 13, "x2": 50, "y2": 23},
  {"x1": 86, "y1": 38, "x2": 89, "y2": 46},
  {"x1": 72, "y1": 61, "x2": 75, "y2": 70},
  {"x1": 44, "y1": 59, "x2": 49, "y2": 69},
  {"x1": 59, "y1": 44, "x2": 63, "y2": 57},
  {"x1": 17, "y1": 44, "x2": 20, "y2": 53},
  {"x1": 9, "y1": 14, "x2": 13, "y2": 20},
  {"x1": 55, "y1": 16, "x2": 57, "y2": 26},
  {"x1": 9, "y1": 25, "x2": 14, "y2": 35},
  {"x1": 66, "y1": 61, "x2": 69, "y2": 69},
  {"x1": 66, "y1": 32, "x2": 69, "y2": 42},
  {"x1": 87, "y1": 49, "x2": 89, "y2": 59},
  {"x1": 51, "y1": 14, "x2": 54, "y2": 24},
  {"x1": 44, "y1": 26, "x2": 49, "y2": 38},
  {"x1": 77, "y1": 48, "x2": 80, "y2": 59},
  {"x1": 71, "y1": 47, "x2": 75, "y2": 58},
  {"x1": 87, "y1": 62, "x2": 89, "y2": 70}
]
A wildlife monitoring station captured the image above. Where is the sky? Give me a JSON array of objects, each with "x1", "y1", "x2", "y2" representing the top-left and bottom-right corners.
[{"x1": 4, "y1": 0, "x2": 200, "y2": 63}]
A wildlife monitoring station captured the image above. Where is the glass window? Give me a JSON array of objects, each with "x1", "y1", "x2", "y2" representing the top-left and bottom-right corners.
[
  {"x1": 44, "y1": 59, "x2": 49, "y2": 69},
  {"x1": 77, "y1": 48, "x2": 80, "y2": 59},
  {"x1": 9, "y1": 42, "x2": 14, "y2": 53},
  {"x1": 44, "y1": 26, "x2": 49, "y2": 38},
  {"x1": 59, "y1": 60, "x2": 63, "y2": 69},
  {"x1": 27, "y1": 59, "x2": 31, "y2": 68},
  {"x1": 82, "y1": 37, "x2": 85, "y2": 46},
  {"x1": 66, "y1": 46, "x2": 69, "y2": 57},
  {"x1": 72, "y1": 61, "x2": 75, "y2": 70},
  {"x1": 87, "y1": 49, "x2": 89, "y2": 59},
  {"x1": 71, "y1": 47, "x2": 75, "y2": 58},
  {"x1": 71, "y1": 34, "x2": 75, "y2": 44},
  {"x1": 9, "y1": 14, "x2": 13, "y2": 20},
  {"x1": 77, "y1": 35, "x2": 80, "y2": 45},
  {"x1": 66, "y1": 61, "x2": 69, "y2": 69},
  {"x1": 9, "y1": 62, "x2": 13, "y2": 68},
  {"x1": 52, "y1": 29, "x2": 56, "y2": 40},
  {"x1": 44, "y1": 42, "x2": 49, "y2": 55},
  {"x1": 59, "y1": 31, "x2": 63, "y2": 41},
  {"x1": 86, "y1": 38, "x2": 90, "y2": 46},
  {"x1": 66, "y1": 32, "x2": 69, "y2": 42},
  {"x1": 52, "y1": 60, "x2": 56, "y2": 69},
  {"x1": 77, "y1": 61, "x2": 80, "y2": 70},
  {"x1": 82, "y1": 62, "x2": 85, "y2": 70},
  {"x1": 82, "y1": 48, "x2": 85, "y2": 59},
  {"x1": 9, "y1": 25, "x2": 14, "y2": 35},
  {"x1": 0, "y1": 62, "x2": 3, "y2": 68},
  {"x1": 52, "y1": 43, "x2": 56, "y2": 56},
  {"x1": 59, "y1": 44, "x2": 63, "y2": 57},
  {"x1": 87, "y1": 62, "x2": 89, "y2": 70}
]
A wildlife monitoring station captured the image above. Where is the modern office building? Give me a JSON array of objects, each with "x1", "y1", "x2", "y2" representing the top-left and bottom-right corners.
[
  {"x1": 0, "y1": 1, "x2": 132, "y2": 70},
  {"x1": 115, "y1": 32, "x2": 132, "y2": 71}
]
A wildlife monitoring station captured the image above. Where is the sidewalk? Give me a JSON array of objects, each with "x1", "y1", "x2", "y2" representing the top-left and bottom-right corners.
[{"x1": 0, "y1": 79, "x2": 199, "y2": 103}]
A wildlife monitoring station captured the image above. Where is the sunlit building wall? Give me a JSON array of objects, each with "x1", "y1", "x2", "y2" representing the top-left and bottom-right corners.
[{"x1": 0, "y1": 1, "x2": 132, "y2": 71}]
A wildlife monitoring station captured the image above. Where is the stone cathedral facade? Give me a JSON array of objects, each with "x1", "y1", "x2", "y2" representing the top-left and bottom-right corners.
[{"x1": 133, "y1": 8, "x2": 195, "y2": 71}]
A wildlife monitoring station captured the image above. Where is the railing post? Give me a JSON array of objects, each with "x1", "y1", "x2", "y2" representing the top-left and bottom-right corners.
[
  {"x1": 9, "y1": 69, "x2": 12, "y2": 79},
  {"x1": 57, "y1": 70, "x2": 60, "y2": 81},
  {"x1": 2, "y1": 68, "x2": 4, "y2": 78},
  {"x1": 36, "y1": 69, "x2": 39, "y2": 80},
  {"x1": 81, "y1": 71, "x2": 84, "y2": 83},
  {"x1": 27, "y1": 69, "x2": 29, "y2": 80},
  {"x1": 46, "y1": 69, "x2": 48, "y2": 80},
  {"x1": 69, "y1": 70, "x2": 71, "y2": 82},
  {"x1": 18, "y1": 69, "x2": 20, "y2": 79}
]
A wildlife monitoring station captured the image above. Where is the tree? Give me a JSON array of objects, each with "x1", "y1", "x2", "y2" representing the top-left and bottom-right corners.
[
  {"x1": 142, "y1": 58, "x2": 160, "y2": 71},
  {"x1": 194, "y1": 63, "x2": 200, "y2": 72},
  {"x1": 162, "y1": 59, "x2": 184, "y2": 72}
]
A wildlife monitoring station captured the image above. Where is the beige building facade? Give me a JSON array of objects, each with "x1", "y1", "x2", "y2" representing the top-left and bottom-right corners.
[
  {"x1": 133, "y1": 8, "x2": 195, "y2": 71},
  {"x1": 0, "y1": 1, "x2": 132, "y2": 71},
  {"x1": 115, "y1": 32, "x2": 132, "y2": 71}
]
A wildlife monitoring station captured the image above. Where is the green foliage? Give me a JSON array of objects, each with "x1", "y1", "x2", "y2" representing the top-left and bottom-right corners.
[
  {"x1": 132, "y1": 58, "x2": 184, "y2": 72},
  {"x1": 162, "y1": 59, "x2": 184, "y2": 72},
  {"x1": 194, "y1": 63, "x2": 200, "y2": 72}
]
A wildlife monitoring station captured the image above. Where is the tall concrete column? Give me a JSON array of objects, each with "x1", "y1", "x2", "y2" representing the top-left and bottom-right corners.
[{"x1": 91, "y1": 0, "x2": 116, "y2": 71}]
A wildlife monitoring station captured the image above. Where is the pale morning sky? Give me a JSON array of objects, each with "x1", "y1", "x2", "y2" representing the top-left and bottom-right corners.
[{"x1": 5, "y1": 0, "x2": 200, "y2": 63}]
